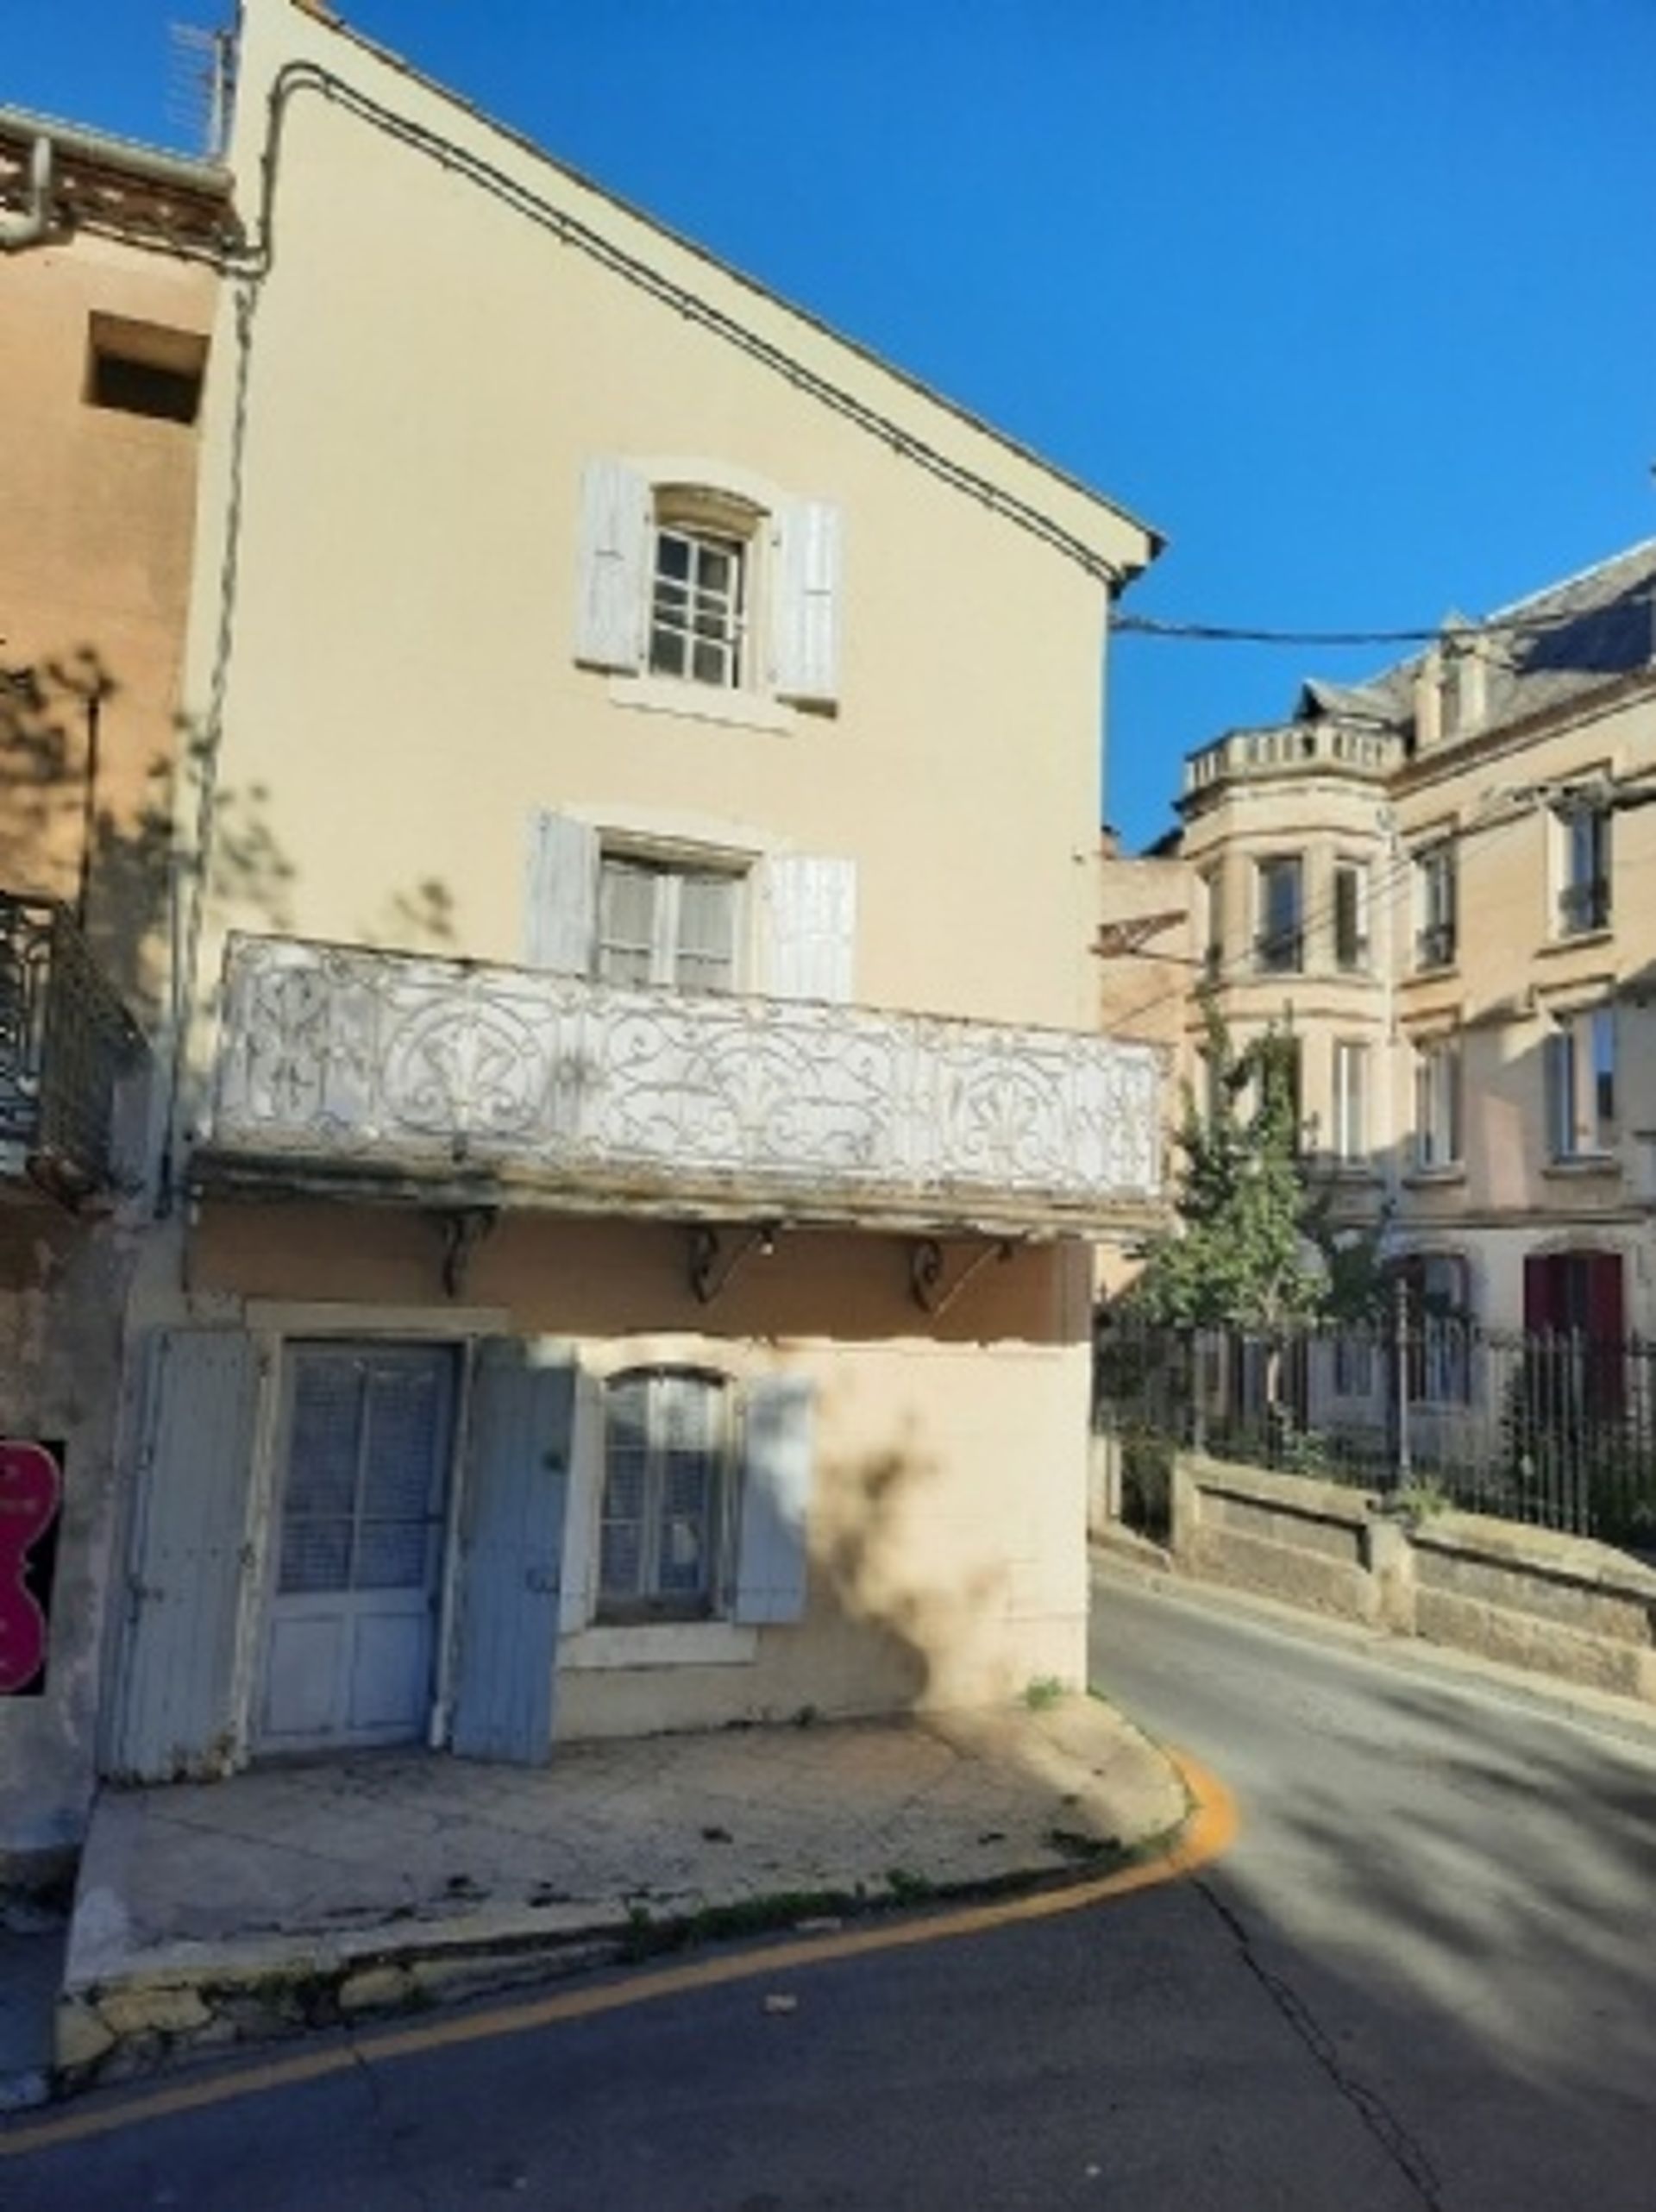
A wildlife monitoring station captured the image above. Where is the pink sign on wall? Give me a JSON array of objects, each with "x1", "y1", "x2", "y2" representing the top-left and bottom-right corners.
[{"x1": 0, "y1": 1440, "x2": 64, "y2": 1697}]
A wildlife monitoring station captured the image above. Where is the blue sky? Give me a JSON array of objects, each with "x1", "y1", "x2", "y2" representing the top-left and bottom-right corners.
[{"x1": 9, "y1": 2, "x2": 1656, "y2": 847}]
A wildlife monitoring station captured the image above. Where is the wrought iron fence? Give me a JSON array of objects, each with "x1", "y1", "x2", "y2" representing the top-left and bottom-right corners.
[
  {"x1": 1095, "y1": 1311, "x2": 1656, "y2": 1552},
  {"x1": 0, "y1": 891, "x2": 144, "y2": 1192}
]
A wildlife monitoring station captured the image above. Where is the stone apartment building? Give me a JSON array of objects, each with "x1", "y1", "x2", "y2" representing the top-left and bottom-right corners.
[
  {"x1": 0, "y1": 110, "x2": 233, "y2": 1877},
  {"x1": 1172, "y1": 539, "x2": 1656, "y2": 1356}
]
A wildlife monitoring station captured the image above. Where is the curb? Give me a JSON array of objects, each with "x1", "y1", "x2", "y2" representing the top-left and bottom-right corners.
[
  {"x1": 6, "y1": 1750, "x2": 1236, "y2": 2155},
  {"x1": 50, "y1": 1831, "x2": 1182, "y2": 2099}
]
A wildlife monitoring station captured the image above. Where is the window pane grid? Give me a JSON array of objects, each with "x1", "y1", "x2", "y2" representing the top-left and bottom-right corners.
[
  {"x1": 649, "y1": 526, "x2": 745, "y2": 688},
  {"x1": 596, "y1": 857, "x2": 739, "y2": 994},
  {"x1": 599, "y1": 1373, "x2": 728, "y2": 1617}
]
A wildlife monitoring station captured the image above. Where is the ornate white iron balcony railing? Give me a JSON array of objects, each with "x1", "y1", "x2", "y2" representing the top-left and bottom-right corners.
[{"x1": 204, "y1": 934, "x2": 1163, "y2": 1230}]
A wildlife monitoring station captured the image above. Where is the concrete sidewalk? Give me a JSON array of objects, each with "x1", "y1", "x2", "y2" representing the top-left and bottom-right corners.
[{"x1": 48, "y1": 1696, "x2": 1186, "y2": 2092}]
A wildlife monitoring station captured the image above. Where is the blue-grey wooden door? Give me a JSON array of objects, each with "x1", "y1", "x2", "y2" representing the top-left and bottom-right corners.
[{"x1": 257, "y1": 1343, "x2": 456, "y2": 1754}]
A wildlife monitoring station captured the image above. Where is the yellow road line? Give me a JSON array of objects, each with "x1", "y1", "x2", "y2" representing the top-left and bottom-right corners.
[{"x1": 2, "y1": 1749, "x2": 1237, "y2": 2161}]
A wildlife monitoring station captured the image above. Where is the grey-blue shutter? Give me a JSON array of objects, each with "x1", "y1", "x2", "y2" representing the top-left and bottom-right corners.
[
  {"x1": 769, "y1": 500, "x2": 843, "y2": 706},
  {"x1": 450, "y1": 1339, "x2": 574, "y2": 1763},
  {"x1": 111, "y1": 1329, "x2": 260, "y2": 1782},
  {"x1": 763, "y1": 855, "x2": 856, "y2": 1002},
  {"x1": 524, "y1": 811, "x2": 599, "y2": 973},
  {"x1": 574, "y1": 457, "x2": 650, "y2": 672},
  {"x1": 733, "y1": 1374, "x2": 813, "y2": 1625}
]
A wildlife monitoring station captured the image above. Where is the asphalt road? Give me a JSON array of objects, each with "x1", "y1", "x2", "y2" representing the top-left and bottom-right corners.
[{"x1": 5, "y1": 1574, "x2": 1654, "y2": 2211}]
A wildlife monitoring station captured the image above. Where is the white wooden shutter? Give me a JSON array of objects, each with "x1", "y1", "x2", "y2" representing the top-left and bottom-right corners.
[
  {"x1": 450, "y1": 1340, "x2": 575, "y2": 1764},
  {"x1": 574, "y1": 457, "x2": 650, "y2": 672},
  {"x1": 770, "y1": 499, "x2": 843, "y2": 707},
  {"x1": 763, "y1": 854, "x2": 856, "y2": 1002},
  {"x1": 524, "y1": 811, "x2": 599, "y2": 972},
  {"x1": 112, "y1": 1329, "x2": 261, "y2": 1782},
  {"x1": 733, "y1": 1373, "x2": 813, "y2": 1625}
]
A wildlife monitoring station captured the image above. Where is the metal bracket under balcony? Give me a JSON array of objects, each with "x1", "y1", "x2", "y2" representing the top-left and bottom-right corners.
[
  {"x1": 197, "y1": 934, "x2": 1165, "y2": 1238},
  {"x1": 0, "y1": 891, "x2": 146, "y2": 1205}
]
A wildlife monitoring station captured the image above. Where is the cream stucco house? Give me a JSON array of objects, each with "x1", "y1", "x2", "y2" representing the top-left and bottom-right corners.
[
  {"x1": 94, "y1": 0, "x2": 1164, "y2": 1788},
  {"x1": 1173, "y1": 539, "x2": 1656, "y2": 1361}
]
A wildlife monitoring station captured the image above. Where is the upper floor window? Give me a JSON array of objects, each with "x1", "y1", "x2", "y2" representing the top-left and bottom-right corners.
[
  {"x1": 1414, "y1": 842, "x2": 1457, "y2": 971},
  {"x1": 1545, "y1": 1004, "x2": 1615, "y2": 1161},
  {"x1": 649, "y1": 511, "x2": 748, "y2": 688},
  {"x1": 1414, "y1": 1036, "x2": 1462, "y2": 1171},
  {"x1": 575, "y1": 458, "x2": 843, "y2": 709},
  {"x1": 85, "y1": 312, "x2": 206, "y2": 424},
  {"x1": 527, "y1": 812, "x2": 856, "y2": 1003},
  {"x1": 595, "y1": 851, "x2": 743, "y2": 994},
  {"x1": 1196, "y1": 869, "x2": 1221, "y2": 980},
  {"x1": 1332, "y1": 1039, "x2": 1371, "y2": 1164},
  {"x1": 1333, "y1": 860, "x2": 1370, "y2": 973},
  {"x1": 1254, "y1": 856, "x2": 1303, "y2": 974},
  {"x1": 1555, "y1": 801, "x2": 1611, "y2": 937}
]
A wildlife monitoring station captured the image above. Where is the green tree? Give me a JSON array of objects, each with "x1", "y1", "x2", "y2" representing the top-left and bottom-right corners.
[{"x1": 1127, "y1": 1001, "x2": 1327, "y2": 1332}]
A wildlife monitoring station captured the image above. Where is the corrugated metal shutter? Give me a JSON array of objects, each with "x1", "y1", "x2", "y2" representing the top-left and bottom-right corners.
[
  {"x1": 450, "y1": 1340, "x2": 574, "y2": 1764},
  {"x1": 524, "y1": 810, "x2": 599, "y2": 972},
  {"x1": 763, "y1": 855, "x2": 856, "y2": 1002},
  {"x1": 733, "y1": 1373, "x2": 813, "y2": 1625},
  {"x1": 769, "y1": 499, "x2": 843, "y2": 706},
  {"x1": 574, "y1": 456, "x2": 649, "y2": 672},
  {"x1": 111, "y1": 1329, "x2": 261, "y2": 1782}
]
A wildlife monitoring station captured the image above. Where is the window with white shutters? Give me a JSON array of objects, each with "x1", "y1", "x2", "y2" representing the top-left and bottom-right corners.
[
  {"x1": 574, "y1": 459, "x2": 843, "y2": 709},
  {"x1": 595, "y1": 852, "x2": 743, "y2": 994}
]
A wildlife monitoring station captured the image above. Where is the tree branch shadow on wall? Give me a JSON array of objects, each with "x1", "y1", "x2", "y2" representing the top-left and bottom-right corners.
[
  {"x1": 791, "y1": 1408, "x2": 1005, "y2": 1723},
  {"x1": 3, "y1": 650, "x2": 461, "y2": 1021}
]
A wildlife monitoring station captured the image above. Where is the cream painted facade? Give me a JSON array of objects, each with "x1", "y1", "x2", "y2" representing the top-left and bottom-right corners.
[
  {"x1": 91, "y1": 0, "x2": 1164, "y2": 1794},
  {"x1": 0, "y1": 117, "x2": 230, "y2": 1874},
  {"x1": 1171, "y1": 542, "x2": 1656, "y2": 1344}
]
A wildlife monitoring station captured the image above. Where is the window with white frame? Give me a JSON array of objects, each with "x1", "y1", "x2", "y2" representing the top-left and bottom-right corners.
[
  {"x1": 1554, "y1": 800, "x2": 1611, "y2": 937},
  {"x1": 1545, "y1": 1003, "x2": 1616, "y2": 1160},
  {"x1": 1333, "y1": 859, "x2": 1370, "y2": 972},
  {"x1": 599, "y1": 1369, "x2": 733, "y2": 1620},
  {"x1": 574, "y1": 459, "x2": 844, "y2": 708},
  {"x1": 1255, "y1": 855, "x2": 1304, "y2": 973},
  {"x1": 648, "y1": 501, "x2": 750, "y2": 689},
  {"x1": 595, "y1": 851, "x2": 743, "y2": 994},
  {"x1": 1414, "y1": 842, "x2": 1457, "y2": 970},
  {"x1": 1414, "y1": 1036, "x2": 1461, "y2": 1170},
  {"x1": 1332, "y1": 1040, "x2": 1371, "y2": 1164}
]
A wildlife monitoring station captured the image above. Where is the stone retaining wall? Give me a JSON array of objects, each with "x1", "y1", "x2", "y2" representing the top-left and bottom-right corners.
[{"x1": 1170, "y1": 1454, "x2": 1656, "y2": 1706}]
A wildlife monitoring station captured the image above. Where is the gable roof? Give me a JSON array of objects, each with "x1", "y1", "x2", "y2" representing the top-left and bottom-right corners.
[{"x1": 236, "y1": 0, "x2": 1162, "y2": 587}]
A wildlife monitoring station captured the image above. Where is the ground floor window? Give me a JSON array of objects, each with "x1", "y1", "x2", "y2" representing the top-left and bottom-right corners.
[{"x1": 598, "y1": 1368, "x2": 733, "y2": 1620}]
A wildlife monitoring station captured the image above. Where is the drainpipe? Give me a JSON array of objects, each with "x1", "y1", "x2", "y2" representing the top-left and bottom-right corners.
[{"x1": 0, "y1": 135, "x2": 53, "y2": 253}]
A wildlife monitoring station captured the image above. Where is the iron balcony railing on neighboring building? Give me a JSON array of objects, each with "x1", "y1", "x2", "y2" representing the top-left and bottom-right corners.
[
  {"x1": 201, "y1": 933, "x2": 1164, "y2": 1234},
  {"x1": 0, "y1": 891, "x2": 146, "y2": 1197}
]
